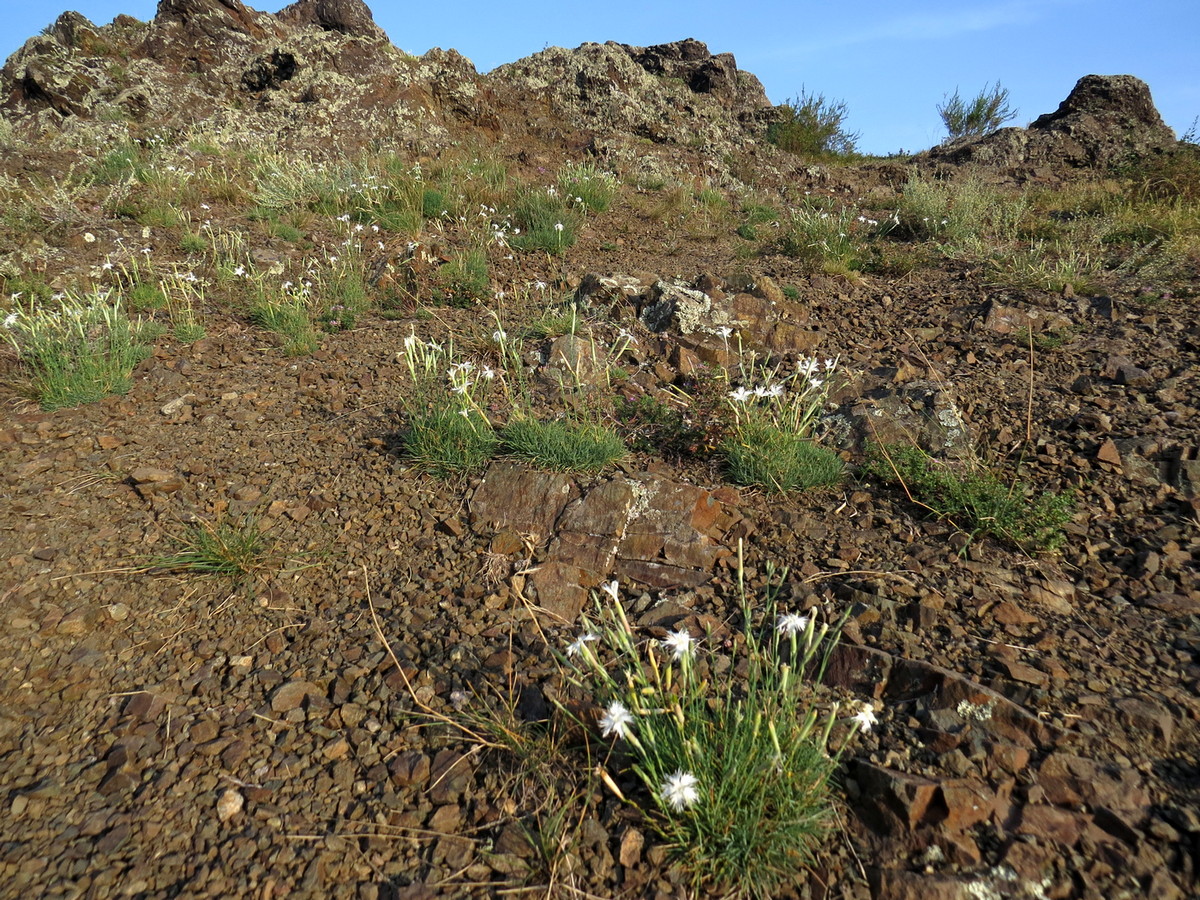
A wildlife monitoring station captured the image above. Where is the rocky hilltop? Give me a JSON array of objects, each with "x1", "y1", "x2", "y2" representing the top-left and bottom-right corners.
[{"x1": 0, "y1": 3, "x2": 1197, "y2": 900}]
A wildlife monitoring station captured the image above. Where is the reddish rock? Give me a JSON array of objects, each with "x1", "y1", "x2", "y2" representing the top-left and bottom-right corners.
[
  {"x1": 1017, "y1": 805, "x2": 1088, "y2": 847},
  {"x1": 270, "y1": 679, "x2": 322, "y2": 713},
  {"x1": 470, "y1": 462, "x2": 576, "y2": 542},
  {"x1": 940, "y1": 779, "x2": 995, "y2": 832},
  {"x1": 853, "y1": 761, "x2": 944, "y2": 833},
  {"x1": 388, "y1": 752, "x2": 430, "y2": 788}
]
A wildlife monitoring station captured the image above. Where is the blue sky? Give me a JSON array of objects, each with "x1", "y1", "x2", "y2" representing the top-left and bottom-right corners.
[{"x1": 3, "y1": 0, "x2": 1197, "y2": 154}]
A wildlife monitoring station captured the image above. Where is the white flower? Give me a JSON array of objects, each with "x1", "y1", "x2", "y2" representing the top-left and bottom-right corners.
[
  {"x1": 599, "y1": 701, "x2": 634, "y2": 739},
  {"x1": 200, "y1": 203, "x2": 210, "y2": 210},
  {"x1": 101, "y1": 261, "x2": 113, "y2": 271},
  {"x1": 481, "y1": 366, "x2": 496, "y2": 380},
  {"x1": 753, "y1": 385, "x2": 770, "y2": 398},
  {"x1": 717, "y1": 326, "x2": 733, "y2": 339},
  {"x1": 808, "y1": 376, "x2": 824, "y2": 391},
  {"x1": 554, "y1": 222, "x2": 564, "y2": 232},
  {"x1": 233, "y1": 265, "x2": 246, "y2": 277},
  {"x1": 3, "y1": 312, "x2": 18, "y2": 328},
  {"x1": 660, "y1": 628, "x2": 695, "y2": 661},
  {"x1": 492, "y1": 329, "x2": 507, "y2": 342},
  {"x1": 853, "y1": 704, "x2": 878, "y2": 732},
  {"x1": 458, "y1": 408, "x2": 472, "y2": 419},
  {"x1": 659, "y1": 770, "x2": 700, "y2": 811},
  {"x1": 766, "y1": 383, "x2": 785, "y2": 398},
  {"x1": 823, "y1": 358, "x2": 836, "y2": 370},
  {"x1": 532, "y1": 280, "x2": 548, "y2": 292},
  {"x1": 83, "y1": 232, "x2": 96, "y2": 243},
  {"x1": 776, "y1": 613, "x2": 809, "y2": 636},
  {"x1": 599, "y1": 579, "x2": 620, "y2": 603},
  {"x1": 566, "y1": 632, "x2": 599, "y2": 657},
  {"x1": 728, "y1": 387, "x2": 752, "y2": 403}
]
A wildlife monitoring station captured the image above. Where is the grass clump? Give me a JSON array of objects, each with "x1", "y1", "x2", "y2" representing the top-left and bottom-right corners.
[
  {"x1": 776, "y1": 201, "x2": 869, "y2": 273},
  {"x1": 766, "y1": 89, "x2": 859, "y2": 159},
  {"x1": 725, "y1": 421, "x2": 844, "y2": 493},
  {"x1": 151, "y1": 516, "x2": 268, "y2": 577},
  {"x1": 2, "y1": 292, "x2": 161, "y2": 409},
  {"x1": 558, "y1": 162, "x2": 618, "y2": 213},
  {"x1": 864, "y1": 443, "x2": 1074, "y2": 551},
  {"x1": 502, "y1": 417, "x2": 625, "y2": 473},
  {"x1": 250, "y1": 290, "x2": 318, "y2": 356},
  {"x1": 398, "y1": 331, "x2": 500, "y2": 476},
  {"x1": 404, "y1": 405, "x2": 498, "y2": 477},
  {"x1": 432, "y1": 249, "x2": 490, "y2": 308},
  {"x1": 722, "y1": 356, "x2": 844, "y2": 493},
  {"x1": 510, "y1": 187, "x2": 582, "y2": 255},
  {"x1": 560, "y1": 568, "x2": 867, "y2": 899}
]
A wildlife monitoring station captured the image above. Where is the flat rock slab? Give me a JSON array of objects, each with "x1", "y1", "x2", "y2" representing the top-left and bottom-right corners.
[{"x1": 470, "y1": 462, "x2": 740, "y2": 622}]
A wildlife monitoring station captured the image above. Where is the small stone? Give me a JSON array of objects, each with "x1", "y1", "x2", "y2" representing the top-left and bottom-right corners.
[
  {"x1": 106, "y1": 603, "x2": 130, "y2": 622},
  {"x1": 160, "y1": 394, "x2": 196, "y2": 416},
  {"x1": 31, "y1": 547, "x2": 59, "y2": 561},
  {"x1": 339, "y1": 702, "x2": 366, "y2": 728},
  {"x1": 388, "y1": 751, "x2": 430, "y2": 788},
  {"x1": 129, "y1": 466, "x2": 184, "y2": 496},
  {"x1": 271, "y1": 680, "x2": 321, "y2": 713},
  {"x1": 619, "y1": 827, "x2": 644, "y2": 867},
  {"x1": 216, "y1": 789, "x2": 244, "y2": 822},
  {"x1": 1097, "y1": 439, "x2": 1123, "y2": 467},
  {"x1": 323, "y1": 737, "x2": 350, "y2": 760}
]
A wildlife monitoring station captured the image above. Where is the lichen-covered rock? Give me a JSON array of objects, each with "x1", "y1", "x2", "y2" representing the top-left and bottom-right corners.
[{"x1": 490, "y1": 38, "x2": 771, "y2": 153}]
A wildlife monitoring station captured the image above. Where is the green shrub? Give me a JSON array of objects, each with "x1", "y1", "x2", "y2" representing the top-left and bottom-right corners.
[
  {"x1": 616, "y1": 395, "x2": 713, "y2": 458},
  {"x1": 864, "y1": 443, "x2": 1074, "y2": 551},
  {"x1": 1, "y1": 292, "x2": 160, "y2": 409},
  {"x1": 502, "y1": 418, "x2": 625, "y2": 473},
  {"x1": 938, "y1": 82, "x2": 1017, "y2": 141},
  {"x1": 766, "y1": 90, "x2": 859, "y2": 158}
]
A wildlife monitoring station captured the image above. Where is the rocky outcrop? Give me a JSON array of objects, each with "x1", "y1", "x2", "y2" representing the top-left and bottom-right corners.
[
  {"x1": 275, "y1": 0, "x2": 387, "y2": 40},
  {"x1": 470, "y1": 462, "x2": 741, "y2": 623},
  {"x1": 491, "y1": 38, "x2": 771, "y2": 152},
  {"x1": 927, "y1": 74, "x2": 1178, "y2": 171}
]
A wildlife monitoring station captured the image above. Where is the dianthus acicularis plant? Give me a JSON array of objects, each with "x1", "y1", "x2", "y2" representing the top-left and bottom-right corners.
[
  {"x1": 722, "y1": 351, "x2": 845, "y2": 493},
  {"x1": 559, "y1": 551, "x2": 875, "y2": 898},
  {"x1": 2, "y1": 290, "x2": 161, "y2": 410}
]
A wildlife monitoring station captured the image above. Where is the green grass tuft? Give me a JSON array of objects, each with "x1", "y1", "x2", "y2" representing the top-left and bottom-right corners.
[
  {"x1": 151, "y1": 517, "x2": 268, "y2": 577},
  {"x1": 864, "y1": 443, "x2": 1074, "y2": 551},
  {"x1": 724, "y1": 421, "x2": 844, "y2": 493},
  {"x1": 404, "y1": 405, "x2": 498, "y2": 477},
  {"x1": 2, "y1": 292, "x2": 161, "y2": 410},
  {"x1": 502, "y1": 418, "x2": 625, "y2": 473}
]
